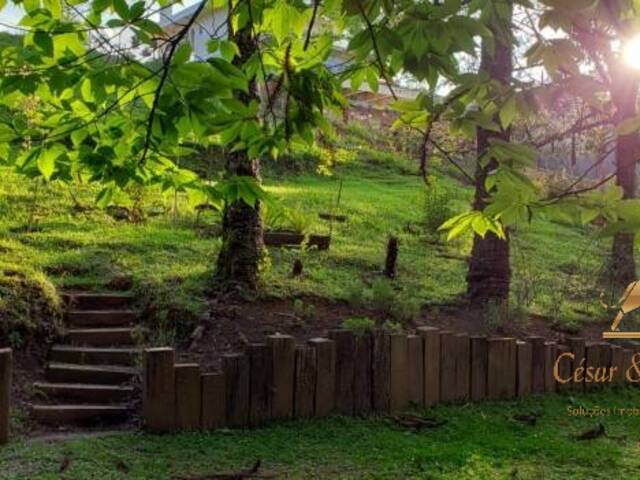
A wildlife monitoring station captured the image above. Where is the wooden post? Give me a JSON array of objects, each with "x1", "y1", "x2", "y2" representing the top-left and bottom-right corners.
[
  {"x1": 585, "y1": 343, "x2": 600, "y2": 392},
  {"x1": 328, "y1": 330, "x2": 356, "y2": 415},
  {"x1": 354, "y1": 333, "x2": 373, "y2": 414},
  {"x1": 623, "y1": 348, "x2": 634, "y2": 383},
  {"x1": 407, "y1": 335, "x2": 424, "y2": 407},
  {"x1": 248, "y1": 343, "x2": 272, "y2": 426},
  {"x1": 528, "y1": 336, "x2": 546, "y2": 394},
  {"x1": 417, "y1": 327, "x2": 440, "y2": 406},
  {"x1": 455, "y1": 334, "x2": 470, "y2": 402},
  {"x1": 390, "y1": 334, "x2": 409, "y2": 411},
  {"x1": 516, "y1": 341, "x2": 532, "y2": 398},
  {"x1": 294, "y1": 346, "x2": 316, "y2": 418},
  {"x1": 567, "y1": 337, "x2": 586, "y2": 392},
  {"x1": 439, "y1": 332, "x2": 457, "y2": 403},
  {"x1": 222, "y1": 353, "x2": 250, "y2": 427},
  {"x1": 544, "y1": 342, "x2": 557, "y2": 394},
  {"x1": 267, "y1": 334, "x2": 295, "y2": 419},
  {"x1": 201, "y1": 373, "x2": 226, "y2": 430},
  {"x1": 487, "y1": 338, "x2": 516, "y2": 400},
  {"x1": 143, "y1": 347, "x2": 175, "y2": 433},
  {"x1": 610, "y1": 345, "x2": 625, "y2": 385},
  {"x1": 555, "y1": 345, "x2": 572, "y2": 393},
  {"x1": 470, "y1": 336, "x2": 488, "y2": 402},
  {"x1": 175, "y1": 363, "x2": 201, "y2": 430},
  {"x1": 308, "y1": 338, "x2": 335, "y2": 417},
  {"x1": 372, "y1": 330, "x2": 391, "y2": 412},
  {"x1": 0, "y1": 348, "x2": 11, "y2": 445}
]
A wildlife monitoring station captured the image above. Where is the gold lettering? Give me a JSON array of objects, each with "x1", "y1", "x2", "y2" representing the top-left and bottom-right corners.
[{"x1": 554, "y1": 352, "x2": 574, "y2": 384}]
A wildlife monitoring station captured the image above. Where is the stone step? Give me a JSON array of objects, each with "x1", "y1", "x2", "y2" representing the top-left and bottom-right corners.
[
  {"x1": 33, "y1": 382, "x2": 134, "y2": 403},
  {"x1": 46, "y1": 363, "x2": 138, "y2": 385},
  {"x1": 66, "y1": 310, "x2": 137, "y2": 327},
  {"x1": 50, "y1": 345, "x2": 140, "y2": 366},
  {"x1": 65, "y1": 327, "x2": 139, "y2": 346},
  {"x1": 30, "y1": 404, "x2": 131, "y2": 425},
  {"x1": 62, "y1": 292, "x2": 134, "y2": 311}
]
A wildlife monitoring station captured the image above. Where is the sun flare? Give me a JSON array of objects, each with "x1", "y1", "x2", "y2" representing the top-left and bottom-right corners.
[{"x1": 623, "y1": 35, "x2": 640, "y2": 70}]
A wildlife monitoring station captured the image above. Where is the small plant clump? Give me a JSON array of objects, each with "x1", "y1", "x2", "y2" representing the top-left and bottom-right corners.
[{"x1": 341, "y1": 317, "x2": 376, "y2": 334}]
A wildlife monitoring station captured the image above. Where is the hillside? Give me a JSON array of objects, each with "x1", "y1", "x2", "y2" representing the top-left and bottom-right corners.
[{"x1": 0, "y1": 124, "x2": 617, "y2": 353}]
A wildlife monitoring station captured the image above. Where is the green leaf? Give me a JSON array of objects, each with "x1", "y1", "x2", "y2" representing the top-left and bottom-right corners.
[
  {"x1": 173, "y1": 43, "x2": 192, "y2": 65},
  {"x1": 219, "y1": 40, "x2": 239, "y2": 61},
  {"x1": 499, "y1": 95, "x2": 517, "y2": 129},
  {"x1": 38, "y1": 144, "x2": 64, "y2": 180},
  {"x1": 112, "y1": 0, "x2": 129, "y2": 20},
  {"x1": 33, "y1": 31, "x2": 54, "y2": 57}
]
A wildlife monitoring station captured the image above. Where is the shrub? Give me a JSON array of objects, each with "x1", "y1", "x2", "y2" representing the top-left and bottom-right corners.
[
  {"x1": 424, "y1": 176, "x2": 456, "y2": 234},
  {"x1": 0, "y1": 266, "x2": 62, "y2": 348},
  {"x1": 341, "y1": 317, "x2": 375, "y2": 334}
]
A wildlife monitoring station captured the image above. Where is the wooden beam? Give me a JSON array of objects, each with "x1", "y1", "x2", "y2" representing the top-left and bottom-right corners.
[
  {"x1": 328, "y1": 330, "x2": 356, "y2": 415},
  {"x1": 354, "y1": 333, "x2": 373, "y2": 414},
  {"x1": 268, "y1": 334, "x2": 296, "y2": 419},
  {"x1": 201, "y1": 373, "x2": 226, "y2": 430},
  {"x1": 248, "y1": 343, "x2": 272, "y2": 426},
  {"x1": 0, "y1": 348, "x2": 11, "y2": 444},
  {"x1": 223, "y1": 353, "x2": 250, "y2": 427},
  {"x1": 417, "y1": 327, "x2": 440, "y2": 406},
  {"x1": 372, "y1": 330, "x2": 391, "y2": 412},
  {"x1": 308, "y1": 338, "x2": 336, "y2": 417},
  {"x1": 407, "y1": 335, "x2": 424, "y2": 407},
  {"x1": 294, "y1": 346, "x2": 316, "y2": 418},
  {"x1": 516, "y1": 341, "x2": 532, "y2": 398},
  {"x1": 390, "y1": 334, "x2": 409, "y2": 411},
  {"x1": 470, "y1": 336, "x2": 487, "y2": 402},
  {"x1": 175, "y1": 363, "x2": 201, "y2": 430},
  {"x1": 143, "y1": 347, "x2": 175, "y2": 433},
  {"x1": 487, "y1": 338, "x2": 516, "y2": 400}
]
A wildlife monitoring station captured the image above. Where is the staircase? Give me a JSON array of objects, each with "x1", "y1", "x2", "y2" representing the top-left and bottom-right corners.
[{"x1": 31, "y1": 292, "x2": 143, "y2": 426}]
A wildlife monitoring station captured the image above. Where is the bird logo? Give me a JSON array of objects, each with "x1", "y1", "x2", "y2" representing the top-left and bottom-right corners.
[{"x1": 602, "y1": 280, "x2": 640, "y2": 339}]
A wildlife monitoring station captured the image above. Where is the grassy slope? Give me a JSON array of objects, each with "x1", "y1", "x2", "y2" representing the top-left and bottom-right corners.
[
  {"x1": 0, "y1": 125, "x2": 617, "y2": 340},
  {"x1": 3, "y1": 389, "x2": 640, "y2": 479}
]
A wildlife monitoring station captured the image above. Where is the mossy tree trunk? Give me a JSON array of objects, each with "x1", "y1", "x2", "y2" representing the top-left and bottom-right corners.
[
  {"x1": 609, "y1": 65, "x2": 639, "y2": 289},
  {"x1": 215, "y1": 14, "x2": 263, "y2": 292},
  {"x1": 466, "y1": 2, "x2": 513, "y2": 306}
]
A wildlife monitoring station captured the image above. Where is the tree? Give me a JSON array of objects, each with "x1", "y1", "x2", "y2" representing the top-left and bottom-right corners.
[
  {"x1": 466, "y1": 0, "x2": 514, "y2": 304},
  {"x1": 0, "y1": 0, "x2": 345, "y2": 292},
  {"x1": 528, "y1": 0, "x2": 640, "y2": 289},
  {"x1": 215, "y1": 1, "x2": 263, "y2": 292}
]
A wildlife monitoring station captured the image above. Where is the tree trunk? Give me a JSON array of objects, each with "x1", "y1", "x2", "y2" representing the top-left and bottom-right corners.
[
  {"x1": 609, "y1": 66, "x2": 639, "y2": 289},
  {"x1": 215, "y1": 16, "x2": 263, "y2": 291},
  {"x1": 466, "y1": 3, "x2": 513, "y2": 305}
]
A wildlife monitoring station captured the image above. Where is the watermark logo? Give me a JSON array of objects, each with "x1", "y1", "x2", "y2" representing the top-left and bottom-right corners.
[{"x1": 602, "y1": 280, "x2": 640, "y2": 339}]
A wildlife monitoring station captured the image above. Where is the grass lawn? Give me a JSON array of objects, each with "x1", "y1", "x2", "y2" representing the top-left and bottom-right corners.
[
  {"x1": 2, "y1": 388, "x2": 640, "y2": 479},
  {"x1": 0, "y1": 125, "x2": 622, "y2": 341}
]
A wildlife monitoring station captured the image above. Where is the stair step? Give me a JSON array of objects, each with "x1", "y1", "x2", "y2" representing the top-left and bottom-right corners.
[
  {"x1": 62, "y1": 292, "x2": 134, "y2": 311},
  {"x1": 46, "y1": 363, "x2": 138, "y2": 385},
  {"x1": 67, "y1": 310, "x2": 137, "y2": 327},
  {"x1": 31, "y1": 404, "x2": 131, "y2": 425},
  {"x1": 50, "y1": 345, "x2": 140, "y2": 366},
  {"x1": 65, "y1": 327, "x2": 140, "y2": 346},
  {"x1": 33, "y1": 382, "x2": 134, "y2": 403}
]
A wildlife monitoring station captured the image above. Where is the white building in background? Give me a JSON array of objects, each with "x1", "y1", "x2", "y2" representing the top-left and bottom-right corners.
[
  {"x1": 159, "y1": 3, "x2": 228, "y2": 61},
  {"x1": 158, "y1": 3, "x2": 419, "y2": 105}
]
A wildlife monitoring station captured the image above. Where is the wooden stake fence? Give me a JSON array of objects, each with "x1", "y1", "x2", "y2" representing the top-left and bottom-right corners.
[{"x1": 141, "y1": 330, "x2": 636, "y2": 433}]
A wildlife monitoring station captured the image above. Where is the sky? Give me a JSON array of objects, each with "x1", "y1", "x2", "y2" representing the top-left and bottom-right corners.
[
  {"x1": 0, "y1": 1, "x2": 198, "y2": 31},
  {"x1": 0, "y1": 4, "x2": 24, "y2": 30}
]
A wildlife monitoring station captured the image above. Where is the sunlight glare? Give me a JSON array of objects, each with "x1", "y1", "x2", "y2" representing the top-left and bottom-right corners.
[{"x1": 623, "y1": 35, "x2": 640, "y2": 70}]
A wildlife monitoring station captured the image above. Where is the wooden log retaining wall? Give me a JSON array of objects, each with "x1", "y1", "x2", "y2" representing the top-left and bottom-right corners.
[
  {"x1": 0, "y1": 348, "x2": 12, "y2": 445},
  {"x1": 142, "y1": 332, "x2": 640, "y2": 433}
]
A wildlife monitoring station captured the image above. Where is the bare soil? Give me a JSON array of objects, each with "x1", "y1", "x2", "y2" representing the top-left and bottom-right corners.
[{"x1": 178, "y1": 295, "x2": 613, "y2": 371}]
